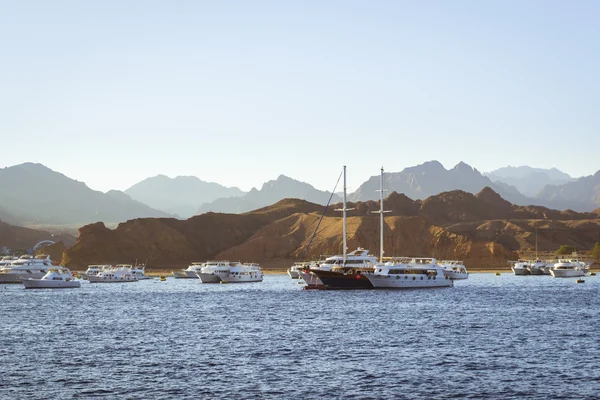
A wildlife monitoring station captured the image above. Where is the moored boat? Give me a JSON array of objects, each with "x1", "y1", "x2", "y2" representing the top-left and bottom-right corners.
[
  {"x1": 288, "y1": 262, "x2": 311, "y2": 279},
  {"x1": 22, "y1": 267, "x2": 81, "y2": 289},
  {"x1": 0, "y1": 255, "x2": 54, "y2": 284},
  {"x1": 310, "y1": 248, "x2": 377, "y2": 289},
  {"x1": 549, "y1": 260, "x2": 586, "y2": 278},
  {"x1": 128, "y1": 264, "x2": 152, "y2": 280},
  {"x1": 197, "y1": 261, "x2": 238, "y2": 283},
  {"x1": 220, "y1": 263, "x2": 263, "y2": 283},
  {"x1": 172, "y1": 262, "x2": 206, "y2": 278},
  {"x1": 511, "y1": 261, "x2": 531, "y2": 276},
  {"x1": 367, "y1": 261, "x2": 453, "y2": 289},
  {"x1": 88, "y1": 266, "x2": 137, "y2": 283},
  {"x1": 81, "y1": 264, "x2": 112, "y2": 280},
  {"x1": 438, "y1": 260, "x2": 469, "y2": 280}
]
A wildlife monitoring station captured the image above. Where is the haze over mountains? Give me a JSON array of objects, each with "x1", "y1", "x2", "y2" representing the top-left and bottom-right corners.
[
  {"x1": 124, "y1": 175, "x2": 244, "y2": 218},
  {"x1": 1, "y1": 161, "x2": 599, "y2": 228},
  {"x1": 485, "y1": 166, "x2": 574, "y2": 197},
  {"x1": 0, "y1": 163, "x2": 170, "y2": 226}
]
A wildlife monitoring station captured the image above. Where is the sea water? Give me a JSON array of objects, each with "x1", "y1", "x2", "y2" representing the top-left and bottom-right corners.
[{"x1": 1, "y1": 274, "x2": 599, "y2": 399}]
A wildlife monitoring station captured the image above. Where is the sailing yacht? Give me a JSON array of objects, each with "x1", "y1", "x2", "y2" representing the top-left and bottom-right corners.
[
  {"x1": 0, "y1": 255, "x2": 54, "y2": 284},
  {"x1": 309, "y1": 166, "x2": 378, "y2": 289}
]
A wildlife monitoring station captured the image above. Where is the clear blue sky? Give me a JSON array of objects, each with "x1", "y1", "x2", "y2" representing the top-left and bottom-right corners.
[{"x1": 1, "y1": 0, "x2": 598, "y2": 192}]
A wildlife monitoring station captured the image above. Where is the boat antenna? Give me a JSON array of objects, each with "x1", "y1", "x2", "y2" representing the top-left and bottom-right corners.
[
  {"x1": 372, "y1": 167, "x2": 391, "y2": 263},
  {"x1": 335, "y1": 166, "x2": 354, "y2": 262}
]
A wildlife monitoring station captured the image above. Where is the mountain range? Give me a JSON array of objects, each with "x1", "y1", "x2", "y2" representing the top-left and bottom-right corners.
[
  {"x1": 196, "y1": 175, "x2": 340, "y2": 214},
  {"x1": 124, "y1": 174, "x2": 244, "y2": 218},
  {"x1": 1, "y1": 162, "x2": 600, "y2": 228},
  {"x1": 63, "y1": 188, "x2": 600, "y2": 270},
  {"x1": 485, "y1": 166, "x2": 574, "y2": 197},
  {"x1": 0, "y1": 163, "x2": 170, "y2": 226}
]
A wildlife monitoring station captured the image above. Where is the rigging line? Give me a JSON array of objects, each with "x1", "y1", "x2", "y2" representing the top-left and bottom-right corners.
[{"x1": 298, "y1": 169, "x2": 344, "y2": 261}]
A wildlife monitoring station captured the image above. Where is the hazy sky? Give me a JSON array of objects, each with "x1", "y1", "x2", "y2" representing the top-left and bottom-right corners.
[{"x1": 1, "y1": 1, "x2": 599, "y2": 192}]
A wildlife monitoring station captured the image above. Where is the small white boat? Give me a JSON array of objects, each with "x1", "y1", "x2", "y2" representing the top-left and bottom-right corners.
[
  {"x1": 88, "y1": 266, "x2": 137, "y2": 283},
  {"x1": 438, "y1": 260, "x2": 469, "y2": 280},
  {"x1": 172, "y1": 262, "x2": 206, "y2": 278},
  {"x1": 221, "y1": 263, "x2": 263, "y2": 283},
  {"x1": 550, "y1": 260, "x2": 586, "y2": 278},
  {"x1": 367, "y1": 260, "x2": 453, "y2": 289},
  {"x1": 22, "y1": 268, "x2": 81, "y2": 289}
]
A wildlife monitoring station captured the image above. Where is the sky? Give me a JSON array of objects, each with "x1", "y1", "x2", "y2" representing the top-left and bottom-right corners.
[{"x1": 1, "y1": 0, "x2": 599, "y2": 193}]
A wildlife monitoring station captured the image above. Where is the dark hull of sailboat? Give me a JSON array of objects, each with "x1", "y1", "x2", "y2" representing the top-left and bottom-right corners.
[{"x1": 311, "y1": 270, "x2": 374, "y2": 290}]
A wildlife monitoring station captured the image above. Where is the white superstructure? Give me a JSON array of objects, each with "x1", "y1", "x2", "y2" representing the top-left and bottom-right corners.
[
  {"x1": 221, "y1": 263, "x2": 263, "y2": 283},
  {"x1": 197, "y1": 261, "x2": 238, "y2": 283},
  {"x1": 128, "y1": 264, "x2": 152, "y2": 280},
  {"x1": 0, "y1": 255, "x2": 54, "y2": 284},
  {"x1": 550, "y1": 260, "x2": 586, "y2": 278},
  {"x1": 172, "y1": 262, "x2": 206, "y2": 278},
  {"x1": 22, "y1": 268, "x2": 81, "y2": 289},
  {"x1": 511, "y1": 261, "x2": 531, "y2": 276},
  {"x1": 88, "y1": 266, "x2": 137, "y2": 283},
  {"x1": 82, "y1": 264, "x2": 112, "y2": 280},
  {"x1": 367, "y1": 260, "x2": 453, "y2": 289},
  {"x1": 438, "y1": 260, "x2": 469, "y2": 280}
]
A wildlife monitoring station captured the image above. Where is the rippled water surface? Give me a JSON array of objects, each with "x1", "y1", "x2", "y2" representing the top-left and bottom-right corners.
[{"x1": 1, "y1": 274, "x2": 599, "y2": 399}]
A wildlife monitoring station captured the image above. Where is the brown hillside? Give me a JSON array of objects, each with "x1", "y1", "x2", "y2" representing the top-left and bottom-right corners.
[{"x1": 64, "y1": 189, "x2": 600, "y2": 270}]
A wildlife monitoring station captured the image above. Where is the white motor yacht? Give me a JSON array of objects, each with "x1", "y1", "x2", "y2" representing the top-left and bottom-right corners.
[
  {"x1": 527, "y1": 259, "x2": 551, "y2": 275},
  {"x1": 438, "y1": 260, "x2": 469, "y2": 280},
  {"x1": 511, "y1": 261, "x2": 531, "y2": 276},
  {"x1": 127, "y1": 264, "x2": 152, "y2": 280},
  {"x1": 550, "y1": 260, "x2": 586, "y2": 278},
  {"x1": 367, "y1": 259, "x2": 453, "y2": 289},
  {"x1": 221, "y1": 263, "x2": 263, "y2": 283},
  {"x1": 0, "y1": 255, "x2": 54, "y2": 284},
  {"x1": 88, "y1": 266, "x2": 137, "y2": 283},
  {"x1": 172, "y1": 262, "x2": 206, "y2": 278},
  {"x1": 197, "y1": 261, "x2": 237, "y2": 283},
  {"x1": 22, "y1": 268, "x2": 81, "y2": 289},
  {"x1": 82, "y1": 264, "x2": 112, "y2": 280}
]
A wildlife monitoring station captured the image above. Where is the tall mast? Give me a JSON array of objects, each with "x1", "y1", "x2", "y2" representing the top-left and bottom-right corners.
[
  {"x1": 379, "y1": 167, "x2": 384, "y2": 262},
  {"x1": 335, "y1": 166, "x2": 354, "y2": 262},
  {"x1": 535, "y1": 223, "x2": 538, "y2": 259},
  {"x1": 343, "y1": 165, "x2": 347, "y2": 260},
  {"x1": 372, "y1": 167, "x2": 391, "y2": 263}
]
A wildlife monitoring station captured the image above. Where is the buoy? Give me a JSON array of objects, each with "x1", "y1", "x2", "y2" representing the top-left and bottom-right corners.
[
  {"x1": 576, "y1": 279, "x2": 585, "y2": 284},
  {"x1": 590, "y1": 272, "x2": 596, "y2": 276},
  {"x1": 160, "y1": 276, "x2": 166, "y2": 281},
  {"x1": 495, "y1": 272, "x2": 501, "y2": 276}
]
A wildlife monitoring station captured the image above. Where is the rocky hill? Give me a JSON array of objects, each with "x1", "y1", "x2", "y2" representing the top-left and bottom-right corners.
[
  {"x1": 64, "y1": 188, "x2": 600, "y2": 270},
  {"x1": 197, "y1": 175, "x2": 340, "y2": 215},
  {"x1": 0, "y1": 221, "x2": 76, "y2": 252},
  {"x1": 0, "y1": 163, "x2": 171, "y2": 225},
  {"x1": 125, "y1": 175, "x2": 245, "y2": 218}
]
